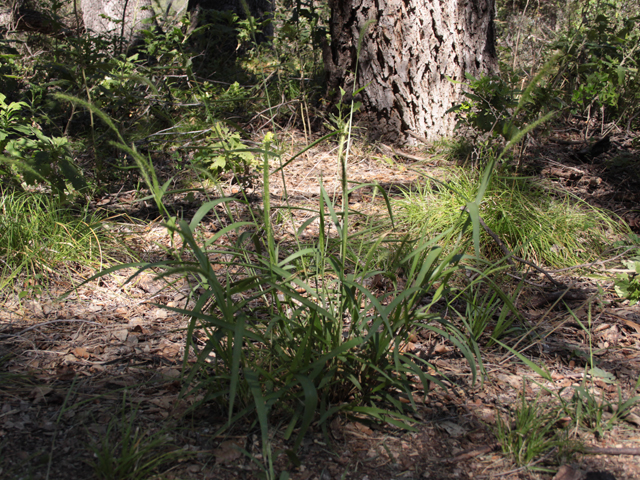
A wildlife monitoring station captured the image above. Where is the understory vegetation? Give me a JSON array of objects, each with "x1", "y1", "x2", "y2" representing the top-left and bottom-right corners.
[{"x1": 1, "y1": 0, "x2": 639, "y2": 479}]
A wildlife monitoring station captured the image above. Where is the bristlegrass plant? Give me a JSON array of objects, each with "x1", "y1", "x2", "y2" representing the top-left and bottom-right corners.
[
  {"x1": 565, "y1": 383, "x2": 640, "y2": 438},
  {"x1": 395, "y1": 168, "x2": 624, "y2": 267},
  {"x1": 88, "y1": 394, "x2": 185, "y2": 480},
  {"x1": 495, "y1": 384, "x2": 573, "y2": 470},
  {"x1": 559, "y1": 303, "x2": 640, "y2": 437},
  {"x1": 0, "y1": 191, "x2": 112, "y2": 295},
  {"x1": 64, "y1": 56, "x2": 555, "y2": 479},
  {"x1": 448, "y1": 258, "x2": 524, "y2": 347},
  {"x1": 64, "y1": 91, "x2": 480, "y2": 479}
]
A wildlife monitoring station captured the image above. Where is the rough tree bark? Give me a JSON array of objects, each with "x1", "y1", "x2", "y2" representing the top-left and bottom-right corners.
[
  {"x1": 189, "y1": 0, "x2": 274, "y2": 38},
  {"x1": 189, "y1": 0, "x2": 273, "y2": 21},
  {"x1": 81, "y1": 0, "x2": 159, "y2": 43},
  {"x1": 325, "y1": 0, "x2": 498, "y2": 143},
  {"x1": 81, "y1": 0, "x2": 272, "y2": 44},
  {"x1": 0, "y1": 0, "x2": 72, "y2": 36}
]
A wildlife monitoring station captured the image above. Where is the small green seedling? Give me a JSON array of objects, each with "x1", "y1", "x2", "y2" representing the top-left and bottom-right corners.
[{"x1": 614, "y1": 259, "x2": 640, "y2": 305}]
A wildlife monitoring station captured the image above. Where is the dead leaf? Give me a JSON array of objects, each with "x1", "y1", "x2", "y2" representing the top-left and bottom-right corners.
[
  {"x1": 399, "y1": 341, "x2": 415, "y2": 352},
  {"x1": 160, "y1": 367, "x2": 181, "y2": 379},
  {"x1": 555, "y1": 417, "x2": 573, "y2": 428},
  {"x1": 162, "y1": 345, "x2": 180, "y2": 357},
  {"x1": 148, "y1": 396, "x2": 175, "y2": 410},
  {"x1": 400, "y1": 452, "x2": 418, "y2": 470},
  {"x1": 496, "y1": 374, "x2": 521, "y2": 389},
  {"x1": 553, "y1": 465, "x2": 585, "y2": 480},
  {"x1": 70, "y1": 347, "x2": 90, "y2": 359},
  {"x1": 214, "y1": 439, "x2": 244, "y2": 464},
  {"x1": 622, "y1": 410, "x2": 640, "y2": 427},
  {"x1": 621, "y1": 318, "x2": 640, "y2": 334},
  {"x1": 152, "y1": 308, "x2": 168, "y2": 319},
  {"x1": 113, "y1": 329, "x2": 129, "y2": 342},
  {"x1": 479, "y1": 408, "x2": 496, "y2": 424},
  {"x1": 128, "y1": 317, "x2": 144, "y2": 327},
  {"x1": 30, "y1": 386, "x2": 53, "y2": 403},
  {"x1": 137, "y1": 274, "x2": 164, "y2": 294},
  {"x1": 347, "y1": 421, "x2": 373, "y2": 436},
  {"x1": 330, "y1": 416, "x2": 343, "y2": 440},
  {"x1": 438, "y1": 420, "x2": 467, "y2": 438},
  {"x1": 56, "y1": 365, "x2": 75, "y2": 380}
]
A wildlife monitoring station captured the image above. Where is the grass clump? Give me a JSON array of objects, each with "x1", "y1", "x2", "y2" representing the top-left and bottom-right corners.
[
  {"x1": 74, "y1": 93, "x2": 481, "y2": 477},
  {"x1": 495, "y1": 385, "x2": 574, "y2": 471},
  {"x1": 395, "y1": 168, "x2": 623, "y2": 267},
  {"x1": 89, "y1": 395, "x2": 187, "y2": 480},
  {"x1": 0, "y1": 192, "x2": 111, "y2": 294}
]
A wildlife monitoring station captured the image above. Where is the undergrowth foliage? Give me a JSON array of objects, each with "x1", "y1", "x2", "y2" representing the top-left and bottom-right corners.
[
  {"x1": 70, "y1": 87, "x2": 481, "y2": 475},
  {"x1": 551, "y1": 1, "x2": 640, "y2": 125},
  {"x1": 68, "y1": 65, "x2": 555, "y2": 474}
]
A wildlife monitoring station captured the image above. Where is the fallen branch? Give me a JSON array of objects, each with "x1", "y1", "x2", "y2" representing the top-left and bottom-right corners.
[
  {"x1": 585, "y1": 447, "x2": 640, "y2": 456},
  {"x1": 445, "y1": 444, "x2": 498, "y2": 463},
  {"x1": 378, "y1": 143, "x2": 434, "y2": 163},
  {"x1": 547, "y1": 248, "x2": 633, "y2": 273},
  {"x1": 11, "y1": 319, "x2": 103, "y2": 335}
]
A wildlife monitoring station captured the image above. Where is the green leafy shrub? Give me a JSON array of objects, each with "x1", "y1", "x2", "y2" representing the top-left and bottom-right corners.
[
  {"x1": 0, "y1": 42, "x2": 20, "y2": 100},
  {"x1": 455, "y1": 1, "x2": 640, "y2": 138},
  {"x1": 448, "y1": 73, "x2": 522, "y2": 141},
  {"x1": 0, "y1": 94, "x2": 86, "y2": 198},
  {"x1": 193, "y1": 121, "x2": 256, "y2": 175},
  {"x1": 550, "y1": 2, "x2": 640, "y2": 124},
  {"x1": 448, "y1": 61, "x2": 562, "y2": 146},
  {"x1": 614, "y1": 259, "x2": 640, "y2": 305}
]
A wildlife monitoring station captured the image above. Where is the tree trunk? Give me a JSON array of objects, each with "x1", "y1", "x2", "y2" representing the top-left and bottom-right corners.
[
  {"x1": 326, "y1": 0, "x2": 498, "y2": 143},
  {"x1": 81, "y1": 0, "x2": 154, "y2": 43},
  {"x1": 189, "y1": 0, "x2": 274, "y2": 38},
  {"x1": 189, "y1": 0, "x2": 273, "y2": 20},
  {"x1": 81, "y1": 0, "x2": 188, "y2": 45},
  {"x1": 0, "y1": 0, "x2": 71, "y2": 36}
]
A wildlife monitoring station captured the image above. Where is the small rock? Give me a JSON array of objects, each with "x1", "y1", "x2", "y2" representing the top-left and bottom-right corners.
[{"x1": 553, "y1": 465, "x2": 584, "y2": 480}]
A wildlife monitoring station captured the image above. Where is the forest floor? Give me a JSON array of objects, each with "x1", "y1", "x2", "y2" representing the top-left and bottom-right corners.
[{"x1": 1, "y1": 125, "x2": 640, "y2": 480}]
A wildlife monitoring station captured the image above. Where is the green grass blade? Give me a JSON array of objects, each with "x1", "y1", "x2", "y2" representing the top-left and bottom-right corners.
[
  {"x1": 228, "y1": 313, "x2": 247, "y2": 423},
  {"x1": 466, "y1": 201, "x2": 482, "y2": 258},
  {"x1": 495, "y1": 340, "x2": 552, "y2": 381},
  {"x1": 293, "y1": 375, "x2": 318, "y2": 450}
]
